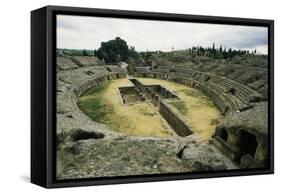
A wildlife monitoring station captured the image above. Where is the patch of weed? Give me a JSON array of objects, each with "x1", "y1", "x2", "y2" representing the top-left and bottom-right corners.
[{"x1": 168, "y1": 100, "x2": 188, "y2": 115}]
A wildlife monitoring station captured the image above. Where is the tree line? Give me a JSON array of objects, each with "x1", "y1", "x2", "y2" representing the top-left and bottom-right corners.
[
  {"x1": 91, "y1": 37, "x2": 257, "y2": 63},
  {"x1": 188, "y1": 43, "x2": 256, "y2": 59}
]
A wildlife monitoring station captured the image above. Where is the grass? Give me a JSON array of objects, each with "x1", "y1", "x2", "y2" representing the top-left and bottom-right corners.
[
  {"x1": 180, "y1": 89, "x2": 216, "y2": 108},
  {"x1": 180, "y1": 89, "x2": 202, "y2": 98},
  {"x1": 77, "y1": 98, "x2": 113, "y2": 122},
  {"x1": 138, "y1": 106, "x2": 155, "y2": 116},
  {"x1": 77, "y1": 79, "x2": 174, "y2": 137},
  {"x1": 77, "y1": 83, "x2": 112, "y2": 122},
  {"x1": 77, "y1": 78, "x2": 221, "y2": 140},
  {"x1": 199, "y1": 99, "x2": 216, "y2": 109},
  {"x1": 168, "y1": 100, "x2": 188, "y2": 115},
  {"x1": 81, "y1": 84, "x2": 108, "y2": 96},
  {"x1": 137, "y1": 78, "x2": 223, "y2": 142},
  {"x1": 78, "y1": 84, "x2": 130, "y2": 132}
]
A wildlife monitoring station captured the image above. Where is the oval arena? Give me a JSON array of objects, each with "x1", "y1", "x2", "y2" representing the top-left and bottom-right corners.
[{"x1": 56, "y1": 56, "x2": 268, "y2": 179}]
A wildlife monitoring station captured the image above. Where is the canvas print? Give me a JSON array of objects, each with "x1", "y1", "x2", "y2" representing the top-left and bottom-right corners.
[{"x1": 56, "y1": 15, "x2": 269, "y2": 180}]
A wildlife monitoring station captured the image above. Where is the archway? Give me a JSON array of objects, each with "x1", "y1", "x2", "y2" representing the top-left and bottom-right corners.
[
  {"x1": 217, "y1": 128, "x2": 228, "y2": 141},
  {"x1": 238, "y1": 130, "x2": 258, "y2": 157}
]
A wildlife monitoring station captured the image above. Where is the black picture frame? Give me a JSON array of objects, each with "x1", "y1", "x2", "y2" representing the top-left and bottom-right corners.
[{"x1": 31, "y1": 5, "x2": 274, "y2": 188}]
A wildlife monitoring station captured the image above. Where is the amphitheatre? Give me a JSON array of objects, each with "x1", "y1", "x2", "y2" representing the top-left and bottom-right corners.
[{"x1": 56, "y1": 48, "x2": 268, "y2": 179}]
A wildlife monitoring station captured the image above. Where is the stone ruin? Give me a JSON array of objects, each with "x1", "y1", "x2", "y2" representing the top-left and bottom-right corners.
[
  {"x1": 118, "y1": 79, "x2": 178, "y2": 104},
  {"x1": 134, "y1": 67, "x2": 268, "y2": 169},
  {"x1": 118, "y1": 86, "x2": 145, "y2": 104},
  {"x1": 118, "y1": 79, "x2": 192, "y2": 137},
  {"x1": 56, "y1": 55, "x2": 268, "y2": 179}
]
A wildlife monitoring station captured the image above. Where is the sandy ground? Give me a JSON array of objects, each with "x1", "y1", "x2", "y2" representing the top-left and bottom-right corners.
[
  {"x1": 79, "y1": 78, "x2": 222, "y2": 140},
  {"x1": 138, "y1": 78, "x2": 222, "y2": 142},
  {"x1": 99, "y1": 78, "x2": 174, "y2": 137}
]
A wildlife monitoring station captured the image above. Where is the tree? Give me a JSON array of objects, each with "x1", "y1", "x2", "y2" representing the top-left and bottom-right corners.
[
  {"x1": 82, "y1": 49, "x2": 88, "y2": 56},
  {"x1": 94, "y1": 37, "x2": 134, "y2": 63},
  {"x1": 128, "y1": 46, "x2": 139, "y2": 60},
  {"x1": 212, "y1": 42, "x2": 216, "y2": 51},
  {"x1": 228, "y1": 48, "x2": 233, "y2": 58},
  {"x1": 219, "y1": 45, "x2": 223, "y2": 53}
]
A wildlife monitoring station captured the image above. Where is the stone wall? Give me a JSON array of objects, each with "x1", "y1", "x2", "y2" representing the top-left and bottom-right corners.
[
  {"x1": 198, "y1": 84, "x2": 230, "y2": 115},
  {"x1": 129, "y1": 78, "x2": 191, "y2": 136},
  {"x1": 130, "y1": 78, "x2": 178, "y2": 100},
  {"x1": 159, "y1": 101, "x2": 193, "y2": 137},
  {"x1": 134, "y1": 72, "x2": 229, "y2": 114},
  {"x1": 134, "y1": 71, "x2": 268, "y2": 168},
  {"x1": 72, "y1": 72, "x2": 126, "y2": 97},
  {"x1": 118, "y1": 86, "x2": 136, "y2": 95},
  {"x1": 118, "y1": 86, "x2": 145, "y2": 104}
]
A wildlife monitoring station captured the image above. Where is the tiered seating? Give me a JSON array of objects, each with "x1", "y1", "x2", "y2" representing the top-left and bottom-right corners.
[
  {"x1": 139, "y1": 62, "x2": 268, "y2": 168},
  {"x1": 176, "y1": 62, "x2": 268, "y2": 98},
  {"x1": 57, "y1": 56, "x2": 79, "y2": 70},
  {"x1": 150, "y1": 65, "x2": 262, "y2": 113},
  {"x1": 71, "y1": 56, "x2": 102, "y2": 67},
  {"x1": 209, "y1": 77, "x2": 256, "y2": 99},
  {"x1": 106, "y1": 65, "x2": 124, "y2": 73},
  {"x1": 155, "y1": 66, "x2": 171, "y2": 73},
  {"x1": 57, "y1": 56, "x2": 103, "y2": 70}
]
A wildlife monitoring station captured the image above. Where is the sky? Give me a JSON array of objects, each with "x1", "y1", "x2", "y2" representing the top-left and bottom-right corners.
[{"x1": 57, "y1": 15, "x2": 268, "y2": 54}]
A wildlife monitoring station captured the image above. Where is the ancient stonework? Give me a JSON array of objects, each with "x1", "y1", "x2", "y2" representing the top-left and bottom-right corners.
[{"x1": 56, "y1": 55, "x2": 268, "y2": 180}]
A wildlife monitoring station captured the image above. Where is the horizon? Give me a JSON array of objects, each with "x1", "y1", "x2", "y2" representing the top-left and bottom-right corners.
[
  {"x1": 57, "y1": 46, "x2": 267, "y2": 55},
  {"x1": 57, "y1": 15, "x2": 268, "y2": 54}
]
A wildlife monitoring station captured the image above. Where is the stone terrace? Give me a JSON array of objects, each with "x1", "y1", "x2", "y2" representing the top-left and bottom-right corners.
[
  {"x1": 56, "y1": 56, "x2": 239, "y2": 179},
  {"x1": 134, "y1": 65, "x2": 268, "y2": 168}
]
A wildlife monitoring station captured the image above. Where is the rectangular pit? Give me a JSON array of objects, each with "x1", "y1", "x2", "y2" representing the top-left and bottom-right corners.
[{"x1": 118, "y1": 86, "x2": 145, "y2": 104}]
